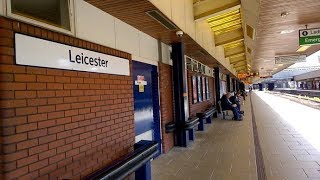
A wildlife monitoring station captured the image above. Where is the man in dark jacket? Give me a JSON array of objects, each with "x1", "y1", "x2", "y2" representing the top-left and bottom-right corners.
[
  {"x1": 230, "y1": 92, "x2": 244, "y2": 114},
  {"x1": 220, "y1": 92, "x2": 242, "y2": 120}
]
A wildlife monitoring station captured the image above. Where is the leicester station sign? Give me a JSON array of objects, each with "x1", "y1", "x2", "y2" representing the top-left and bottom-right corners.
[
  {"x1": 299, "y1": 28, "x2": 320, "y2": 46},
  {"x1": 15, "y1": 33, "x2": 130, "y2": 76}
]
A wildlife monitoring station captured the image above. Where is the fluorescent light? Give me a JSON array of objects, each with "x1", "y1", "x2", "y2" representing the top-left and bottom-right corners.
[
  {"x1": 264, "y1": 60, "x2": 272, "y2": 62},
  {"x1": 296, "y1": 45, "x2": 311, "y2": 52},
  {"x1": 280, "y1": 29, "x2": 294, "y2": 34},
  {"x1": 278, "y1": 64, "x2": 284, "y2": 66}
]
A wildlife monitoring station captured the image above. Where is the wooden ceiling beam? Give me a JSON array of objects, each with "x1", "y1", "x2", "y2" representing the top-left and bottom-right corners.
[
  {"x1": 235, "y1": 65, "x2": 247, "y2": 70},
  {"x1": 233, "y1": 61, "x2": 247, "y2": 68},
  {"x1": 216, "y1": 36, "x2": 243, "y2": 46},
  {"x1": 194, "y1": 1, "x2": 241, "y2": 21},
  {"x1": 225, "y1": 50, "x2": 245, "y2": 58},
  {"x1": 230, "y1": 57, "x2": 246, "y2": 64}
]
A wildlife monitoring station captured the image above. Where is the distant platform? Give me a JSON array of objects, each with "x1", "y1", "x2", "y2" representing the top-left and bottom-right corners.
[
  {"x1": 275, "y1": 88, "x2": 320, "y2": 93},
  {"x1": 274, "y1": 88, "x2": 320, "y2": 98}
]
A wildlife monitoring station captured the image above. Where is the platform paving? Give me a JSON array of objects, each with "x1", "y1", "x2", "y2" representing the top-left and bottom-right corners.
[
  {"x1": 151, "y1": 91, "x2": 320, "y2": 180},
  {"x1": 151, "y1": 95, "x2": 257, "y2": 180},
  {"x1": 252, "y1": 92, "x2": 320, "y2": 180}
]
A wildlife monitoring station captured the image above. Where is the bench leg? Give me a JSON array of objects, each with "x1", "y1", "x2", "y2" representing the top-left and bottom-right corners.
[
  {"x1": 188, "y1": 129, "x2": 195, "y2": 141},
  {"x1": 198, "y1": 119, "x2": 205, "y2": 131},
  {"x1": 135, "y1": 160, "x2": 151, "y2": 180},
  {"x1": 206, "y1": 116, "x2": 212, "y2": 124}
]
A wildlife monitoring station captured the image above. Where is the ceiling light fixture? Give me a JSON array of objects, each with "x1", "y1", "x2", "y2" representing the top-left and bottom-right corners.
[
  {"x1": 296, "y1": 46, "x2": 311, "y2": 52},
  {"x1": 264, "y1": 60, "x2": 272, "y2": 62},
  {"x1": 281, "y1": 12, "x2": 289, "y2": 17},
  {"x1": 280, "y1": 29, "x2": 294, "y2": 34}
]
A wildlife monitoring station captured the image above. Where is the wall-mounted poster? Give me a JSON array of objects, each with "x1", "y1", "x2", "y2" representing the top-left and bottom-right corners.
[
  {"x1": 206, "y1": 77, "x2": 210, "y2": 100},
  {"x1": 192, "y1": 75, "x2": 198, "y2": 104},
  {"x1": 197, "y1": 76, "x2": 202, "y2": 102},
  {"x1": 202, "y1": 76, "x2": 206, "y2": 101},
  {"x1": 221, "y1": 80, "x2": 227, "y2": 97}
]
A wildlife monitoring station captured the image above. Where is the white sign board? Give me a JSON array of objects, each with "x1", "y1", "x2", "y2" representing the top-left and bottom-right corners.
[
  {"x1": 275, "y1": 55, "x2": 306, "y2": 64},
  {"x1": 15, "y1": 33, "x2": 130, "y2": 76}
]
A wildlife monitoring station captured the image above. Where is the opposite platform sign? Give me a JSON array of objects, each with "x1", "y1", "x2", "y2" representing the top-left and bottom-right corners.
[
  {"x1": 299, "y1": 28, "x2": 320, "y2": 46},
  {"x1": 15, "y1": 33, "x2": 130, "y2": 76}
]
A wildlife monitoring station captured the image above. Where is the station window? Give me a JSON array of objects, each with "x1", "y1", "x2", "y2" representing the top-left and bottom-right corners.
[
  {"x1": 186, "y1": 57, "x2": 192, "y2": 71},
  {"x1": 6, "y1": 0, "x2": 74, "y2": 34}
]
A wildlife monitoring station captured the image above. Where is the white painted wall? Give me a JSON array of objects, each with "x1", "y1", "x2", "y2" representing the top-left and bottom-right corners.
[
  {"x1": 0, "y1": 0, "x2": 4, "y2": 16},
  {"x1": 75, "y1": 0, "x2": 116, "y2": 49},
  {"x1": 185, "y1": 0, "x2": 196, "y2": 40},
  {"x1": 139, "y1": 31, "x2": 159, "y2": 62},
  {"x1": 114, "y1": 19, "x2": 140, "y2": 55},
  {"x1": 148, "y1": 0, "x2": 172, "y2": 20},
  {"x1": 171, "y1": 0, "x2": 186, "y2": 31},
  {"x1": 75, "y1": 0, "x2": 162, "y2": 66}
]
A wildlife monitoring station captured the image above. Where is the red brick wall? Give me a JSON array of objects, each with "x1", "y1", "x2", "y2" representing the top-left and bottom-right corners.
[
  {"x1": 0, "y1": 17, "x2": 135, "y2": 179},
  {"x1": 158, "y1": 63, "x2": 174, "y2": 153},
  {"x1": 187, "y1": 70, "x2": 215, "y2": 117}
]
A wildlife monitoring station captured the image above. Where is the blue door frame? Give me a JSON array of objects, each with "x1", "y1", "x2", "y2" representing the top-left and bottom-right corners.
[{"x1": 132, "y1": 61, "x2": 161, "y2": 156}]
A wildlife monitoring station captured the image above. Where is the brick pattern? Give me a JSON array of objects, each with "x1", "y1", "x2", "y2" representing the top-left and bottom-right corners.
[
  {"x1": 0, "y1": 17, "x2": 135, "y2": 179},
  {"x1": 158, "y1": 63, "x2": 174, "y2": 153},
  {"x1": 187, "y1": 70, "x2": 215, "y2": 117}
]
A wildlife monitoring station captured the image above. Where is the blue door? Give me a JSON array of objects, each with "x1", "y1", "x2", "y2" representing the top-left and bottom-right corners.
[{"x1": 132, "y1": 61, "x2": 161, "y2": 154}]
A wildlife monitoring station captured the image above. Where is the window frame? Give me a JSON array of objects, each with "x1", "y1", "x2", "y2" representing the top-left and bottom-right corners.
[{"x1": 6, "y1": 0, "x2": 75, "y2": 35}]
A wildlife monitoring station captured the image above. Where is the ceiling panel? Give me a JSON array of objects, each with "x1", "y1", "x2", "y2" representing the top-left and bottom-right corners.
[{"x1": 254, "y1": 0, "x2": 320, "y2": 76}]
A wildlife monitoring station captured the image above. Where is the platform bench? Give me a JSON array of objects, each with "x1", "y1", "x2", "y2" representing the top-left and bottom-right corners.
[{"x1": 196, "y1": 107, "x2": 217, "y2": 131}]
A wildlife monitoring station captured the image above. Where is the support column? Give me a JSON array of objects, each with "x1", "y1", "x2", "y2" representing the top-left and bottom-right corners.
[
  {"x1": 214, "y1": 67, "x2": 220, "y2": 102},
  {"x1": 236, "y1": 79, "x2": 240, "y2": 91},
  {"x1": 226, "y1": 75, "x2": 231, "y2": 92},
  {"x1": 258, "y1": 83, "x2": 263, "y2": 91},
  {"x1": 232, "y1": 78, "x2": 236, "y2": 92},
  {"x1": 172, "y1": 43, "x2": 188, "y2": 147}
]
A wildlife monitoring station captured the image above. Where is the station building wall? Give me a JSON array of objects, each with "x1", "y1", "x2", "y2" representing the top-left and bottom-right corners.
[
  {"x1": 187, "y1": 70, "x2": 215, "y2": 117},
  {"x1": 159, "y1": 63, "x2": 174, "y2": 153},
  {"x1": 0, "y1": 16, "x2": 136, "y2": 179}
]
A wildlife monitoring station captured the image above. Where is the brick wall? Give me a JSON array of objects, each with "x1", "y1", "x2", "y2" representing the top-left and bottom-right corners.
[
  {"x1": 158, "y1": 63, "x2": 174, "y2": 153},
  {"x1": 187, "y1": 70, "x2": 215, "y2": 117},
  {"x1": 0, "y1": 17, "x2": 135, "y2": 179}
]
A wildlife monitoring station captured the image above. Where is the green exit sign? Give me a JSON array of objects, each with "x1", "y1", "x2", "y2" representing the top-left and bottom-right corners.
[{"x1": 299, "y1": 28, "x2": 320, "y2": 46}]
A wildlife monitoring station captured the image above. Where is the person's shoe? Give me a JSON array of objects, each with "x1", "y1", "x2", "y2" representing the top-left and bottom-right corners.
[
  {"x1": 240, "y1": 111, "x2": 244, "y2": 114},
  {"x1": 237, "y1": 117, "x2": 243, "y2": 121}
]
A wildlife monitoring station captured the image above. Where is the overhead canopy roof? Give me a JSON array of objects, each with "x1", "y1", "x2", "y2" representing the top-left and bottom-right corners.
[{"x1": 194, "y1": 0, "x2": 252, "y2": 74}]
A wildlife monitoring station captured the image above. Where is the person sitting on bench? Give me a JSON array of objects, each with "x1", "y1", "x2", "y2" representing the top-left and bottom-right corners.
[
  {"x1": 230, "y1": 92, "x2": 244, "y2": 114},
  {"x1": 220, "y1": 92, "x2": 242, "y2": 121}
]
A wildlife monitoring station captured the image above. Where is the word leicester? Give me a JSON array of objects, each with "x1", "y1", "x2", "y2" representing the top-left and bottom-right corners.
[{"x1": 69, "y1": 50, "x2": 108, "y2": 68}]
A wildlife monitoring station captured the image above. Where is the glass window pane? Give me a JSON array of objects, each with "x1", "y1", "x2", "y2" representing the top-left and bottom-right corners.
[{"x1": 11, "y1": 0, "x2": 70, "y2": 30}]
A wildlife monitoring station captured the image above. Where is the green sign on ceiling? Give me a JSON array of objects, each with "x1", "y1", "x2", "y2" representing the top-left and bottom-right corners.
[{"x1": 299, "y1": 28, "x2": 320, "y2": 46}]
